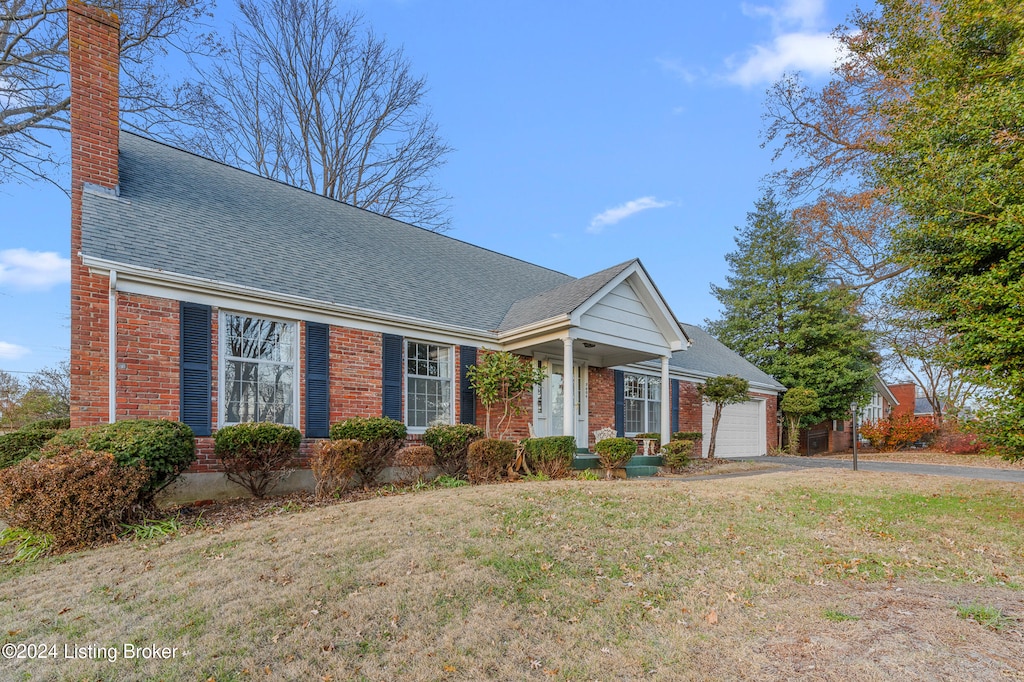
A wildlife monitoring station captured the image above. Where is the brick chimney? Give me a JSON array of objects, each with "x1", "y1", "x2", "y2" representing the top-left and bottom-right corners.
[
  {"x1": 888, "y1": 383, "x2": 916, "y2": 419},
  {"x1": 68, "y1": 0, "x2": 120, "y2": 426}
]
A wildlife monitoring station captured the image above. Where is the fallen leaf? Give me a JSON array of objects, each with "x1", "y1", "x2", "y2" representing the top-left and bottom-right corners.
[
  {"x1": 443, "y1": 665, "x2": 457, "y2": 672},
  {"x1": 706, "y1": 609, "x2": 719, "y2": 625}
]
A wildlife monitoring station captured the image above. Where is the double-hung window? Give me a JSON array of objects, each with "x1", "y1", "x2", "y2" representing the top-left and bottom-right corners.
[
  {"x1": 221, "y1": 313, "x2": 297, "y2": 426},
  {"x1": 623, "y1": 372, "x2": 661, "y2": 435},
  {"x1": 405, "y1": 341, "x2": 452, "y2": 429}
]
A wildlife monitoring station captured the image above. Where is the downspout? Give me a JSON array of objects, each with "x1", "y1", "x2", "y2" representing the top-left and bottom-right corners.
[{"x1": 109, "y1": 269, "x2": 117, "y2": 423}]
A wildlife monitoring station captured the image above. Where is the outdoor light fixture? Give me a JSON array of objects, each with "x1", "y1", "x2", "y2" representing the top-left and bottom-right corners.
[{"x1": 582, "y1": 342, "x2": 596, "y2": 348}]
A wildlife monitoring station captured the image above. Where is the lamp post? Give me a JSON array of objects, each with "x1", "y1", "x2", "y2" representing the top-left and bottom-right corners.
[{"x1": 851, "y1": 402, "x2": 859, "y2": 472}]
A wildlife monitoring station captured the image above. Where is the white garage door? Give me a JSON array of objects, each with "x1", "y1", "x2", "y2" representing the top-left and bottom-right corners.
[{"x1": 701, "y1": 399, "x2": 765, "y2": 457}]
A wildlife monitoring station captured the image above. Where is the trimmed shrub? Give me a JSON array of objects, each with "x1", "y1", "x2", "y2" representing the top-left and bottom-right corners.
[
  {"x1": 214, "y1": 422, "x2": 302, "y2": 498},
  {"x1": 673, "y1": 431, "x2": 702, "y2": 442},
  {"x1": 859, "y1": 414, "x2": 935, "y2": 452},
  {"x1": 44, "y1": 420, "x2": 195, "y2": 500},
  {"x1": 21, "y1": 418, "x2": 71, "y2": 432},
  {"x1": 0, "y1": 447, "x2": 150, "y2": 548},
  {"x1": 311, "y1": 439, "x2": 362, "y2": 500},
  {"x1": 935, "y1": 426, "x2": 984, "y2": 455},
  {"x1": 662, "y1": 439, "x2": 694, "y2": 471},
  {"x1": 521, "y1": 436, "x2": 576, "y2": 479},
  {"x1": 467, "y1": 438, "x2": 517, "y2": 483},
  {"x1": 0, "y1": 430, "x2": 56, "y2": 470},
  {"x1": 594, "y1": 437, "x2": 637, "y2": 470},
  {"x1": 394, "y1": 445, "x2": 436, "y2": 468},
  {"x1": 421, "y1": 423, "x2": 484, "y2": 477},
  {"x1": 330, "y1": 417, "x2": 407, "y2": 488}
]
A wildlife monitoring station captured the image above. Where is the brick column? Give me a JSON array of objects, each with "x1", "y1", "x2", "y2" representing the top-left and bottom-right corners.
[{"x1": 68, "y1": 0, "x2": 120, "y2": 426}]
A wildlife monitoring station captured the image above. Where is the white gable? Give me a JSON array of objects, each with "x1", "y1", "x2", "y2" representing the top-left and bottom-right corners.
[{"x1": 578, "y1": 280, "x2": 669, "y2": 352}]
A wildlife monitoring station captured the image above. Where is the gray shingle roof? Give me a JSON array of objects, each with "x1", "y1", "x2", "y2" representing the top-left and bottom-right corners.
[
  {"x1": 670, "y1": 324, "x2": 785, "y2": 390},
  {"x1": 81, "y1": 132, "x2": 574, "y2": 331},
  {"x1": 496, "y1": 260, "x2": 636, "y2": 332}
]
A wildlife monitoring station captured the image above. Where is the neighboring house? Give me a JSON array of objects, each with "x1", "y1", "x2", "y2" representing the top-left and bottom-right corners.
[
  {"x1": 802, "y1": 376, "x2": 898, "y2": 455},
  {"x1": 889, "y1": 383, "x2": 944, "y2": 425},
  {"x1": 66, "y1": 2, "x2": 783, "y2": 492}
]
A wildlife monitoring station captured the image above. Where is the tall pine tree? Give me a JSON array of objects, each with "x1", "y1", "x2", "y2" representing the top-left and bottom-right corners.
[{"x1": 707, "y1": 191, "x2": 877, "y2": 424}]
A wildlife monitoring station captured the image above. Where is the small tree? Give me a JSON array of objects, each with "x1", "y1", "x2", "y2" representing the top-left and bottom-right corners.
[
  {"x1": 467, "y1": 351, "x2": 546, "y2": 439},
  {"x1": 780, "y1": 387, "x2": 820, "y2": 456},
  {"x1": 698, "y1": 375, "x2": 750, "y2": 459}
]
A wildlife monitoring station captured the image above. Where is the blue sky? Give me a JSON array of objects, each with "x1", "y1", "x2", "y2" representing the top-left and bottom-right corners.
[{"x1": 0, "y1": 0, "x2": 862, "y2": 375}]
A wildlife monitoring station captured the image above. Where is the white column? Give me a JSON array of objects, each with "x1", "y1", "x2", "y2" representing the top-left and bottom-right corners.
[
  {"x1": 563, "y1": 337, "x2": 575, "y2": 441},
  {"x1": 660, "y1": 356, "x2": 671, "y2": 445}
]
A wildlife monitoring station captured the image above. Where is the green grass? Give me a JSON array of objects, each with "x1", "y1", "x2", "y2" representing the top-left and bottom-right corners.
[
  {"x1": 955, "y1": 602, "x2": 1013, "y2": 631},
  {"x1": 823, "y1": 608, "x2": 860, "y2": 622}
]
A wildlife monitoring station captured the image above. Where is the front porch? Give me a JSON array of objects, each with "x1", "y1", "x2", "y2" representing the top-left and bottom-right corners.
[{"x1": 571, "y1": 452, "x2": 664, "y2": 478}]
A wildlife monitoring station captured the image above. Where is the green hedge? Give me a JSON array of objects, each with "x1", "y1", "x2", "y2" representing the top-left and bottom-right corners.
[
  {"x1": 521, "y1": 436, "x2": 575, "y2": 478},
  {"x1": 0, "y1": 431, "x2": 57, "y2": 470},
  {"x1": 45, "y1": 420, "x2": 195, "y2": 499},
  {"x1": 331, "y1": 417, "x2": 407, "y2": 488},
  {"x1": 21, "y1": 418, "x2": 71, "y2": 432},
  {"x1": 661, "y1": 439, "x2": 694, "y2": 470},
  {"x1": 467, "y1": 439, "x2": 517, "y2": 483},
  {"x1": 422, "y1": 423, "x2": 485, "y2": 477},
  {"x1": 215, "y1": 422, "x2": 302, "y2": 498},
  {"x1": 673, "y1": 431, "x2": 702, "y2": 442},
  {"x1": 593, "y1": 437, "x2": 637, "y2": 469}
]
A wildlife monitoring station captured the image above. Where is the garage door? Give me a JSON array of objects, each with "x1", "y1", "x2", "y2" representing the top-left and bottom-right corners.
[{"x1": 701, "y1": 400, "x2": 765, "y2": 457}]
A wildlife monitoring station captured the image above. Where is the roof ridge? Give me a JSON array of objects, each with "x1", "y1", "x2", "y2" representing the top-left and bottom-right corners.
[{"x1": 117, "y1": 130, "x2": 573, "y2": 280}]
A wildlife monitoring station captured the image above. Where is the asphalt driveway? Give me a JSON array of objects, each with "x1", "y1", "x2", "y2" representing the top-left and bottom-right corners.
[{"x1": 767, "y1": 455, "x2": 1024, "y2": 483}]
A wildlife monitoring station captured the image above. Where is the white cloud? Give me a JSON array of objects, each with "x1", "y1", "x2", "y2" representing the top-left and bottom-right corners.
[
  {"x1": 588, "y1": 197, "x2": 672, "y2": 234},
  {"x1": 728, "y1": 32, "x2": 841, "y2": 86},
  {"x1": 656, "y1": 57, "x2": 698, "y2": 84},
  {"x1": 0, "y1": 248, "x2": 71, "y2": 291},
  {"x1": 728, "y1": 0, "x2": 843, "y2": 86},
  {"x1": 0, "y1": 341, "x2": 31, "y2": 360}
]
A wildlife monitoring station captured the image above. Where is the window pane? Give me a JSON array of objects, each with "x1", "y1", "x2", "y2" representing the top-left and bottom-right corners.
[
  {"x1": 647, "y1": 400, "x2": 661, "y2": 434},
  {"x1": 259, "y1": 365, "x2": 294, "y2": 424},
  {"x1": 222, "y1": 315, "x2": 295, "y2": 426},
  {"x1": 647, "y1": 377, "x2": 661, "y2": 401},
  {"x1": 224, "y1": 359, "x2": 258, "y2": 423},
  {"x1": 625, "y1": 398, "x2": 643, "y2": 434}
]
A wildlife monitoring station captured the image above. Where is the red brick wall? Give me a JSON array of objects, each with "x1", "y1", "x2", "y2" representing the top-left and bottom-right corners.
[
  {"x1": 115, "y1": 293, "x2": 179, "y2": 420},
  {"x1": 68, "y1": 1, "x2": 120, "y2": 427},
  {"x1": 889, "y1": 383, "x2": 916, "y2": 418},
  {"x1": 329, "y1": 327, "x2": 383, "y2": 421},
  {"x1": 588, "y1": 367, "x2": 614, "y2": 447},
  {"x1": 678, "y1": 380, "x2": 703, "y2": 432}
]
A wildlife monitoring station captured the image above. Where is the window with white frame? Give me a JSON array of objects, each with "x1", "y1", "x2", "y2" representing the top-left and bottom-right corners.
[
  {"x1": 623, "y1": 372, "x2": 661, "y2": 435},
  {"x1": 221, "y1": 313, "x2": 297, "y2": 426},
  {"x1": 406, "y1": 341, "x2": 452, "y2": 429}
]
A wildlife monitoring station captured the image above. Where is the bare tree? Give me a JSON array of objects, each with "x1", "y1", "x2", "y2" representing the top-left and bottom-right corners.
[
  {"x1": 184, "y1": 0, "x2": 452, "y2": 231},
  {"x1": 0, "y1": 0, "x2": 215, "y2": 187},
  {"x1": 29, "y1": 359, "x2": 69, "y2": 417}
]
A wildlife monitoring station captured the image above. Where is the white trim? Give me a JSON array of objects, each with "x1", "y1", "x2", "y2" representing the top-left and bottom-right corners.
[
  {"x1": 403, "y1": 339, "x2": 455, "y2": 434},
  {"x1": 660, "y1": 356, "x2": 670, "y2": 446},
  {"x1": 108, "y1": 270, "x2": 117, "y2": 423},
  {"x1": 217, "y1": 310, "x2": 301, "y2": 429}
]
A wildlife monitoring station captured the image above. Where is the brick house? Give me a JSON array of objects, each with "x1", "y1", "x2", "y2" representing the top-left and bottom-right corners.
[
  {"x1": 67, "y1": 2, "x2": 784, "y2": 494},
  {"x1": 802, "y1": 376, "x2": 899, "y2": 455}
]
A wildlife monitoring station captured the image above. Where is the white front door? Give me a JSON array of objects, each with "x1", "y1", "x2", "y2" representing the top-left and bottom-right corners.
[{"x1": 534, "y1": 360, "x2": 588, "y2": 449}]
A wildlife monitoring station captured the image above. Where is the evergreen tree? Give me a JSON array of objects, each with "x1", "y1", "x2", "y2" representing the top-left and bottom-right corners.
[{"x1": 707, "y1": 191, "x2": 877, "y2": 424}]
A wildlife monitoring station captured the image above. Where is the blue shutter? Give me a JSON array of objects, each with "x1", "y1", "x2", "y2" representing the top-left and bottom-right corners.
[
  {"x1": 671, "y1": 379, "x2": 680, "y2": 435},
  {"x1": 459, "y1": 346, "x2": 477, "y2": 424},
  {"x1": 614, "y1": 370, "x2": 625, "y2": 437},
  {"x1": 382, "y1": 334, "x2": 403, "y2": 420},
  {"x1": 180, "y1": 302, "x2": 211, "y2": 436},
  {"x1": 305, "y1": 322, "x2": 330, "y2": 438}
]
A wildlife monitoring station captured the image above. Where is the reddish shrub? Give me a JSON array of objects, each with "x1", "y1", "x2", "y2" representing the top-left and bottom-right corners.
[
  {"x1": 934, "y1": 426, "x2": 984, "y2": 455},
  {"x1": 394, "y1": 445, "x2": 435, "y2": 468},
  {"x1": 0, "y1": 447, "x2": 150, "y2": 548},
  {"x1": 311, "y1": 439, "x2": 362, "y2": 500},
  {"x1": 467, "y1": 439, "x2": 517, "y2": 483},
  {"x1": 860, "y1": 414, "x2": 935, "y2": 452}
]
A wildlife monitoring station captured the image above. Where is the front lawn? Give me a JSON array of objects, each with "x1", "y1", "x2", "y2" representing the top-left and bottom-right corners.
[{"x1": 2, "y1": 469, "x2": 1022, "y2": 680}]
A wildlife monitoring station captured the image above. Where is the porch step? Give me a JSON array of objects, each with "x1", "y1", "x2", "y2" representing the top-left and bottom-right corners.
[{"x1": 572, "y1": 454, "x2": 663, "y2": 478}]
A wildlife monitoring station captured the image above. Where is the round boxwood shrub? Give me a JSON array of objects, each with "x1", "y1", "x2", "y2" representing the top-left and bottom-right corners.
[
  {"x1": 422, "y1": 423, "x2": 485, "y2": 477},
  {"x1": 44, "y1": 420, "x2": 195, "y2": 501},
  {"x1": 593, "y1": 437, "x2": 637, "y2": 471},
  {"x1": 330, "y1": 417, "x2": 407, "y2": 488},
  {"x1": 214, "y1": 422, "x2": 302, "y2": 498},
  {"x1": 521, "y1": 436, "x2": 576, "y2": 479},
  {"x1": 467, "y1": 438, "x2": 517, "y2": 483},
  {"x1": 311, "y1": 438, "x2": 362, "y2": 500},
  {"x1": 661, "y1": 439, "x2": 694, "y2": 471},
  {"x1": 0, "y1": 446, "x2": 150, "y2": 548}
]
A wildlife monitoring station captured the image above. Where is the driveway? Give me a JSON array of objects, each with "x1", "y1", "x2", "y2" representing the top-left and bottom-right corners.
[{"x1": 767, "y1": 456, "x2": 1024, "y2": 483}]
